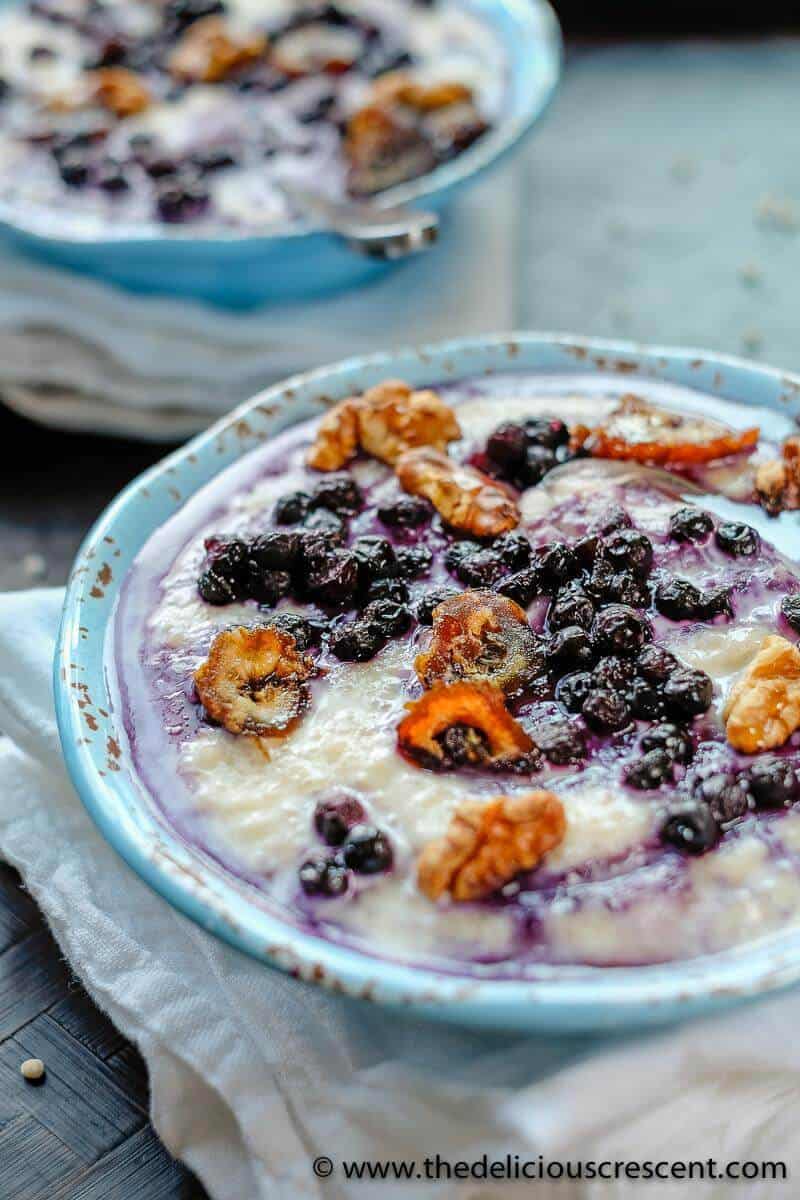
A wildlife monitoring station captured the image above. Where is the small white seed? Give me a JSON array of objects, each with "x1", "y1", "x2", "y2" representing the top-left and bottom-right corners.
[{"x1": 20, "y1": 1058, "x2": 45, "y2": 1081}]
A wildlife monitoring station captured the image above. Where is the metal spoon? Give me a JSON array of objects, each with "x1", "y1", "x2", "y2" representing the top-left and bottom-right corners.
[{"x1": 280, "y1": 180, "x2": 439, "y2": 260}]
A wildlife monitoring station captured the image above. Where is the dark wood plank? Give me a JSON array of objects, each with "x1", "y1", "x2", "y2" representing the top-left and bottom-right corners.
[
  {"x1": 106, "y1": 1043, "x2": 150, "y2": 1112},
  {"x1": 0, "y1": 1115, "x2": 82, "y2": 1200},
  {"x1": 49, "y1": 988, "x2": 127, "y2": 1061},
  {"x1": 0, "y1": 932, "x2": 72, "y2": 1040},
  {"x1": 0, "y1": 865, "x2": 43, "y2": 955},
  {"x1": 49, "y1": 1126, "x2": 205, "y2": 1200},
  {"x1": 0, "y1": 1014, "x2": 147, "y2": 1163}
]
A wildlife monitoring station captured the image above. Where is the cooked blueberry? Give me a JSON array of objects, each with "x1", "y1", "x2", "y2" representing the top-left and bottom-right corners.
[
  {"x1": 164, "y1": 0, "x2": 226, "y2": 33},
  {"x1": 274, "y1": 490, "x2": 311, "y2": 524},
  {"x1": 486, "y1": 421, "x2": 528, "y2": 467},
  {"x1": 444, "y1": 540, "x2": 479, "y2": 572},
  {"x1": 204, "y1": 535, "x2": 248, "y2": 571},
  {"x1": 96, "y1": 159, "x2": 129, "y2": 192},
  {"x1": 627, "y1": 676, "x2": 666, "y2": 720},
  {"x1": 591, "y1": 604, "x2": 652, "y2": 657},
  {"x1": 592, "y1": 655, "x2": 634, "y2": 692},
  {"x1": 524, "y1": 416, "x2": 569, "y2": 450},
  {"x1": 535, "y1": 542, "x2": 578, "y2": 593},
  {"x1": 640, "y1": 721, "x2": 693, "y2": 763},
  {"x1": 377, "y1": 496, "x2": 432, "y2": 528},
  {"x1": 329, "y1": 620, "x2": 386, "y2": 661},
  {"x1": 663, "y1": 667, "x2": 713, "y2": 718},
  {"x1": 533, "y1": 720, "x2": 586, "y2": 765},
  {"x1": 588, "y1": 560, "x2": 650, "y2": 608},
  {"x1": 395, "y1": 544, "x2": 433, "y2": 579},
  {"x1": 436, "y1": 723, "x2": 491, "y2": 767},
  {"x1": 455, "y1": 548, "x2": 505, "y2": 587},
  {"x1": 693, "y1": 772, "x2": 751, "y2": 824},
  {"x1": 365, "y1": 577, "x2": 410, "y2": 605},
  {"x1": 362, "y1": 598, "x2": 411, "y2": 638},
  {"x1": 781, "y1": 594, "x2": 800, "y2": 634},
  {"x1": 547, "y1": 625, "x2": 594, "y2": 672},
  {"x1": 517, "y1": 444, "x2": 557, "y2": 487},
  {"x1": 496, "y1": 567, "x2": 541, "y2": 607},
  {"x1": 660, "y1": 803, "x2": 720, "y2": 855},
  {"x1": 668, "y1": 507, "x2": 714, "y2": 543},
  {"x1": 249, "y1": 531, "x2": 299, "y2": 571},
  {"x1": 58, "y1": 149, "x2": 90, "y2": 186},
  {"x1": 715, "y1": 521, "x2": 760, "y2": 557},
  {"x1": 590, "y1": 504, "x2": 632, "y2": 536},
  {"x1": 303, "y1": 508, "x2": 347, "y2": 541},
  {"x1": 341, "y1": 824, "x2": 393, "y2": 873},
  {"x1": 415, "y1": 587, "x2": 459, "y2": 625},
  {"x1": 310, "y1": 472, "x2": 363, "y2": 515},
  {"x1": 572, "y1": 533, "x2": 600, "y2": 569},
  {"x1": 582, "y1": 688, "x2": 631, "y2": 733},
  {"x1": 548, "y1": 584, "x2": 595, "y2": 631},
  {"x1": 747, "y1": 756, "x2": 800, "y2": 809},
  {"x1": 299, "y1": 855, "x2": 348, "y2": 897},
  {"x1": 156, "y1": 178, "x2": 210, "y2": 222},
  {"x1": 555, "y1": 670, "x2": 593, "y2": 713},
  {"x1": 636, "y1": 644, "x2": 679, "y2": 684},
  {"x1": 654, "y1": 577, "x2": 732, "y2": 622},
  {"x1": 197, "y1": 567, "x2": 239, "y2": 605},
  {"x1": 494, "y1": 532, "x2": 532, "y2": 569},
  {"x1": 625, "y1": 749, "x2": 673, "y2": 789},
  {"x1": 192, "y1": 145, "x2": 238, "y2": 172},
  {"x1": 307, "y1": 549, "x2": 360, "y2": 607},
  {"x1": 266, "y1": 611, "x2": 327, "y2": 650},
  {"x1": 144, "y1": 154, "x2": 180, "y2": 179},
  {"x1": 297, "y1": 530, "x2": 339, "y2": 576},
  {"x1": 242, "y1": 564, "x2": 291, "y2": 606},
  {"x1": 314, "y1": 793, "x2": 366, "y2": 846},
  {"x1": 601, "y1": 529, "x2": 653, "y2": 579},
  {"x1": 352, "y1": 535, "x2": 397, "y2": 584}
]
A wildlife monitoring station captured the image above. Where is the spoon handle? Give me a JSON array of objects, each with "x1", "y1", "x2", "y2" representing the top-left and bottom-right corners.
[{"x1": 280, "y1": 181, "x2": 439, "y2": 260}]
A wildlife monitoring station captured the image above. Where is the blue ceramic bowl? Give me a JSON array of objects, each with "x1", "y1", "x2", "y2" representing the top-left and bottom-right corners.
[
  {"x1": 55, "y1": 333, "x2": 800, "y2": 1032},
  {"x1": 0, "y1": 0, "x2": 561, "y2": 309}
]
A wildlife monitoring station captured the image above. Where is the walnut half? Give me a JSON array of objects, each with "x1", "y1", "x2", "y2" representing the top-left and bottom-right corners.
[
  {"x1": 724, "y1": 634, "x2": 800, "y2": 753},
  {"x1": 417, "y1": 790, "x2": 566, "y2": 902},
  {"x1": 756, "y1": 436, "x2": 800, "y2": 515},
  {"x1": 395, "y1": 447, "x2": 519, "y2": 536},
  {"x1": 169, "y1": 16, "x2": 267, "y2": 83}
]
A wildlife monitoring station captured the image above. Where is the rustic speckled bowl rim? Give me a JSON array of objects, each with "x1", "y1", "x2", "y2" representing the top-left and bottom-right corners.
[
  {"x1": 55, "y1": 333, "x2": 800, "y2": 1033},
  {"x1": 0, "y1": 0, "x2": 562, "y2": 246}
]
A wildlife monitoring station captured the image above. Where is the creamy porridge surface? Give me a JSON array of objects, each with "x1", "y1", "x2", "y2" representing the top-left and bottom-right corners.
[{"x1": 114, "y1": 371, "x2": 800, "y2": 974}]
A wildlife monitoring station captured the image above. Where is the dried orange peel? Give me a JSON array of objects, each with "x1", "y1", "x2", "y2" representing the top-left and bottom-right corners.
[
  {"x1": 395, "y1": 447, "x2": 519, "y2": 536},
  {"x1": 195, "y1": 625, "x2": 315, "y2": 737},
  {"x1": 397, "y1": 680, "x2": 534, "y2": 769},
  {"x1": 416, "y1": 589, "x2": 543, "y2": 696},
  {"x1": 571, "y1": 394, "x2": 759, "y2": 466}
]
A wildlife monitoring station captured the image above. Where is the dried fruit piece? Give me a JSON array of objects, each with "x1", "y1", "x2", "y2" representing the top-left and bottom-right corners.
[
  {"x1": 756, "y1": 436, "x2": 800, "y2": 515},
  {"x1": 195, "y1": 625, "x2": 315, "y2": 737},
  {"x1": 89, "y1": 68, "x2": 151, "y2": 117},
  {"x1": 345, "y1": 103, "x2": 436, "y2": 196},
  {"x1": 417, "y1": 790, "x2": 565, "y2": 902},
  {"x1": 306, "y1": 397, "x2": 362, "y2": 471},
  {"x1": 169, "y1": 15, "x2": 267, "y2": 83},
  {"x1": 398, "y1": 680, "x2": 535, "y2": 769},
  {"x1": 372, "y1": 71, "x2": 473, "y2": 113},
  {"x1": 571, "y1": 394, "x2": 759, "y2": 466},
  {"x1": 724, "y1": 634, "x2": 800, "y2": 753},
  {"x1": 416, "y1": 590, "x2": 542, "y2": 695},
  {"x1": 396, "y1": 447, "x2": 519, "y2": 536}
]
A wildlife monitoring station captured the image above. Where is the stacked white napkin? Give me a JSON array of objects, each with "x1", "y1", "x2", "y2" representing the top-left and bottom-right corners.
[
  {"x1": 1, "y1": 587, "x2": 799, "y2": 1199},
  {"x1": 0, "y1": 168, "x2": 516, "y2": 438}
]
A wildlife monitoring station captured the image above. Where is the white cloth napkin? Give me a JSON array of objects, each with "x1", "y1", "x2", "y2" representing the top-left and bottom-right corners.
[
  {"x1": 1, "y1": 587, "x2": 799, "y2": 1200},
  {"x1": 0, "y1": 167, "x2": 516, "y2": 436}
]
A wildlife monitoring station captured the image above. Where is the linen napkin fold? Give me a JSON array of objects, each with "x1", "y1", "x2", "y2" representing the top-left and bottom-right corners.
[{"x1": 1, "y1": 588, "x2": 799, "y2": 1200}]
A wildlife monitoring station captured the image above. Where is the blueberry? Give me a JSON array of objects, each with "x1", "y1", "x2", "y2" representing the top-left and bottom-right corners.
[
  {"x1": 299, "y1": 855, "x2": 348, "y2": 897},
  {"x1": 297, "y1": 531, "x2": 340, "y2": 578},
  {"x1": 352, "y1": 535, "x2": 397, "y2": 584},
  {"x1": 494, "y1": 532, "x2": 532, "y2": 569},
  {"x1": 242, "y1": 564, "x2": 292, "y2": 606},
  {"x1": 534, "y1": 720, "x2": 586, "y2": 765},
  {"x1": 395, "y1": 544, "x2": 432, "y2": 580},
  {"x1": 625, "y1": 749, "x2": 673, "y2": 789},
  {"x1": 715, "y1": 521, "x2": 760, "y2": 557},
  {"x1": 592, "y1": 655, "x2": 634, "y2": 692},
  {"x1": 249, "y1": 531, "x2": 299, "y2": 572},
  {"x1": 660, "y1": 803, "x2": 720, "y2": 855},
  {"x1": 377, "y1": 496, "x2": 432, "y2": 528},
  {"x1": 486, "y1": 421, "x2": 527, "y2": 467},
  {"x1": 310, "y1": 472, "x2": 362, "y2": 515},
  {"x1": 587, "y1": 559, "x2": 649, "y2": 608},
  {"x1": 200, "y1": 538, "x2": 248, "y2": 599},
  {"x1": 517, "y1": 444, "x2": 557, "y2": 487},
  {"x1": 314, "y1": 793, "x2": 366, "y2": 846},
  {"x1": 455, "y1": 548, "x2": 506, "y2": 588},
  {"x1": 307, "y1": 549, "x2": 360, "y2": 608},
  {"x1": 274, "y1": 490, "x2": 311, "y2": 524},
  {"x1": 747, "y1": 756, "x2": 800, "y2": 809},
  {"x1": 436, "y1": 723, "x2": 491, "y2": 767},
  {"x1": 58, "y1": 149, "x2": 90, "y2": 187},
  {"x1": 96, "y1": 159, "x2": 129, "y2": 192},
  {"x1": 524, "y1": 416, "x2": 569, "y2": 451},
  {"x1": 636, "y1": 644, "x2": 679, "y2": 684},
  {"x1": 591, "y1": 604, "x2": 652, "y2": 657},
  {"x1": 144, "y1": 154, "x2": 180, "y2": 179},
  {"x1": 156, "y1": 179, "x2": 210, "y2": 223},
  {"x1": 654, "y1": 577, "x2": 732, "y2": 622},
  {"x1": 668, "y1": 507, "x2": 714, "y2": 543},
  {"x1": 197, "y1": 567, "x2": 239, "y2": 604},
  {"x1": 266, "y1": 611, "x2": 327, "y2": 650},
  {"x1": 547, "y1": 625, "x2": 594, "y2": 673},
  {"x1": 496, "y1": 567, "x2": 541, "y2": 607},
  {"x1": 362, "y1": 598, "x2": 411, "y2": 638},
  {"x1": 535, "y1": 542, "x2": 578, "y2": 593},
  {"x1": 627, "y1": 676, "x2": 666, "y2": 720},
  {"x1": 555, "y1": 670, "x2": 593, "y2": 713},
  {"x1": 663, "y1": 667, "x2": 713, "y2": 719},
  {"x1": 573, "y1": 533, "x2": 600, "y2": 569},
  {"x1": 640, "y1": 722, "x2": 693, "y2": 763},
  {"x1": 415, "y1": 587, "x2": 459, "y2": 625},
  {"x1": 781, "y1": 594, "x2": 800, "y2": 634},
  {"x1": 329, "y1": 620, "x2": 386, "y2": 661},
  {"x1": 582, "y1": 688, "x2": 631, "y2": 733},
  {"x1": 341, "y1": 824, "x2": 393, "y2": 874},
  {"x1": 192, "y1": 145, "x2": 238, "y2": 172},
  {"x1": 548, "y1": 584, "x2": 595, "y2": 631},
  {"x1": 303, "y1": 508, "x2": 347, "y2": 542},
  {"x1": 444, "y1": 540, "x2": 479, "y2": 573},
  {"x1": 365, "y1": 577, "x2": 410, "y2": 605},
  {"x1": 601, "y1": 529, "x2": 653, "y2": 579},
  {"x1": 693, "y1": 772, "x2": 751, "y2": 825},
  {"x1": 590, "y1": 504, "x2": 632, "y2": 536}
]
